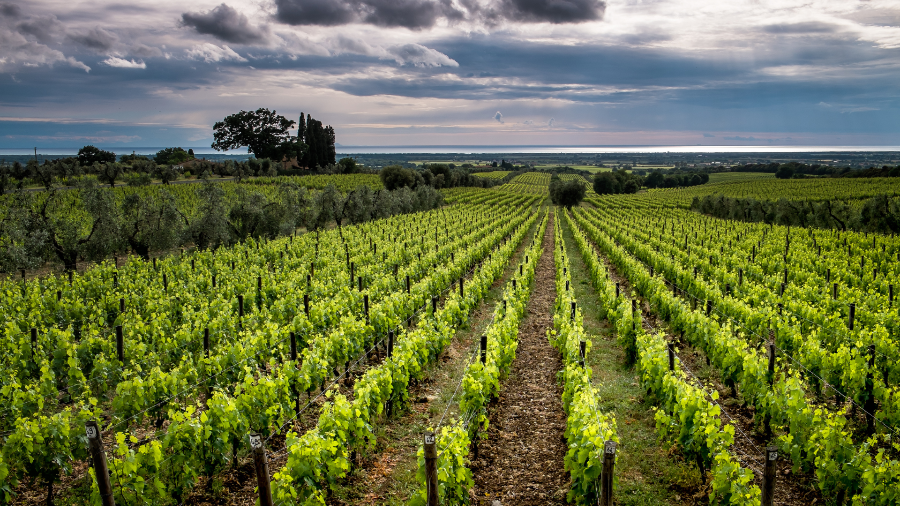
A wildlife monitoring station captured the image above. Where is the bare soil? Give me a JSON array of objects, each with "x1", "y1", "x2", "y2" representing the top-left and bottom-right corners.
[{"x1": 471, "y1": 213, "x2": 569, "y2": 506}]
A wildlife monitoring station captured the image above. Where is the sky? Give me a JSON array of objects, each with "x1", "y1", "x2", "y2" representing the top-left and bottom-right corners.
[{"x1": 0, "y1": 0, "x2": 899, "y2": 149}]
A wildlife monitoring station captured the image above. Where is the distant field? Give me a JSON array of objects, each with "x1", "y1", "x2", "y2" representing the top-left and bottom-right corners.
[
  {"x1": 707, "y1": 172, "x2": 775, "y2": 183},
  {"x1": 472, "y1": 171, "x2": 511, "y2": 179},
  {"x1": 533, "y1": 164, "x2": 609, "y2": 173}
]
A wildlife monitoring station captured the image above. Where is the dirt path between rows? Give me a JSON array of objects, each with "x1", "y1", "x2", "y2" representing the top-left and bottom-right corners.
[{"x1": 471, "y1": 213, "x2": 568, "y2": 506}]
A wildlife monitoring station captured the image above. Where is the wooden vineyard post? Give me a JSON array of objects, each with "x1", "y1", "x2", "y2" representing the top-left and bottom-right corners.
[
  {"x1": 706, "y1": 300, "x2": 712, "y2": 317},
  {"x1": 668, "y1": 345, "x2": 674, "y2": 372},
  {"x1": 212, "y1": 274, "x2": 216, "y2": 288},
  {"x1": 204, "y1": 328, "x2": 210, "y2": 358},
  {"x1": 762, "y1": 446, "x2": 778, "y2": 506},
  {"x1": 431, "y1": 295, "x2": 437, "y2": 315},
  {"x1": 85, "y1": 421, "x2": 115, "y2": 506},
  {"x1": 600, "y1": 440, "x2": 616, "y2": 506},
  {"x1": 113, "y1": 272, "x2": 118, "y2": 289},
  {"x1": 290, "y1": 332, "x2": 297, "y2": 362},
  {"x1": 565, "y1": 279, "x2": 569, "y2": 291},
  {"x1": 424, "y1": 431, "x2": 438, "y2": 506},
  {"x1": 615, "y1": 282, "x2": 620, "y2": 298},
  {"x1": 115, "y1": 325, "x2": 124, "y2": 363},
  {"x1": 459, "y1": 277, "x2": 464, "y2": 298},
  {"x1": 250, "y1": 434, "x2": 274, "y2": 506},
  {"x1": 512, "y1": 279, "x2": 516, "y2": 290},
  {"x1": 848, "y1": 303, "x2": 855, "y2": 330},
  {"x1": 765, "y1": 332, "x2": 776, "y2": 437},
  {"x1": 571, "y1": 301, "x2": 577, "y2": 321},
  {"x1": 119, "y1": 298, "x2": 125, "y2": 314},
  {"x1": 865, "y1": 344, "x2": 876, "y2": 434},
  {"x1": 163, "y1": 273, "x2": 168, "y2": 293},
  {"x1": 304, "y1": 293, "x2": 309, "y2": 317},
  {"x1": 364, "y1": 295, "x2": 370, "y2": 324},
  {"x1": 406, "y1": 275, "x2": 411, "y2": 294},
  {"x1": 238, "y1": 295, "x2": 244, "y2": 318},
  {"x1": 480, "y1": 334, "x2": 488, "y2": 364},
  {"x1": 579, "y1": 340, "x2": 586, "y2": 368}
]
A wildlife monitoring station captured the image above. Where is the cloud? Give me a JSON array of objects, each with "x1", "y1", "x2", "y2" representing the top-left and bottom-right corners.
[
  {"x1": 186, "y1": 43, "x2": 247, "y2": 62},
  {"x1": 322, "y1": 36, "x2": 458, "y2": 66},
  {"x1": 388, "y1": 43, "x2": 458, "y2": 66},
  {"x1": 68, "y1": 27, "x2": 118, "y2": 52},
  {"x1": 548, "y1": 118, "x2": 555, "y2": 127},
  {"x1": 181, "y1": 4, "x2": 271, "y2": 45},
  {"x1": 493, "y1": 111, "x2": 504, "y2": 123},
  {"x1": 130, "y1": 44, "x2": 163, "y2": 58},
  {"x1": 273, "y1": 0, "x2": 603, "y2": 28},
  {"x1": 0, "y1": 26, "x2": 90, "y2": 72},
  {"x1": 0, "y1": 2, "x2": 20, "y2": 18},
  {"x1": 522, "y1": 119, "x2": 534, "y2": 125},
  {"x1": 15, "y1": 15, "x2": 63, "y2": 44},
  {"x1": 703, "y1": 133, "x2": 715, "y2": 137},
  {"x1": 763, "y1": 22, "x2": 839, "y2": 34},
  {"x1": 102, "y1": 57, "x2": 146, "y2": 69},
  {"x1": 274, "y1": 0, "x2": 357, "y2": 26},
  {"x1": 494, "y1": 0, "x2": 605, "y2": 24}
]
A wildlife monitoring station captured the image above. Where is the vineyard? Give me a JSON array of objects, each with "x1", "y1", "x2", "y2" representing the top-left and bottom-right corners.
[{"x1": 1, "y1": 171, "x2": 899, "y2": 506}]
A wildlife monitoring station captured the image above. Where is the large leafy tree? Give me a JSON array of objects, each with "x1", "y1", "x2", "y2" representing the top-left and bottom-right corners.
[
  {"x1": 154, "y1": 147, "x2": 193, "y2": 165},
  {"x1": 212, "y1": 108, "x2": 306, "y2": 161},
  {"x1": 549, "y1": 177, "x2": 586, "y2": 209},
  {"x1": 77, "y1": 145, "x2": 116, "y2": 165}
]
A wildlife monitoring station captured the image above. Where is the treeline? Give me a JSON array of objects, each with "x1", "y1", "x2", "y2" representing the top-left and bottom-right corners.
[
  {"x1": 0, "y1": 181, "x2": 442, "y2": 273},
  {"x1": 727, "y1": 162, "x2": 900, "y2": 179},
  {"x1": 691, "y1": 194, "x2": 900, "y2": 234},
  {"x1": 380, "y1": 164, "x2": 511, "y2": 190},
  {"x1": 592, "y1": 169, "x2": 710, "y2": 195},
  {"x1": 0, "y1": 154, "x2": 374, "y2": 193}
]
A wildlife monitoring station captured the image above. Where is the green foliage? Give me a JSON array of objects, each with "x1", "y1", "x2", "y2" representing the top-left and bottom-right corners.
[
  {"x1": 380, "y1": 165, "x2": 417, "y2": 190},
  {"x1": 593, "y1": 170, "x2": 642, "y2": 194},
  {"x1": 77, "y1": 145, "x2": 116, "y2": 166},
  {"x1": 154, "y1": 147, "x2": 193, "y2": 166},
  {"x1": 212, "y1": 108, "x2": 307, "y2": 161},
  {"x1": 549, "y1": 176, "x2": 586, "y2": 208}
]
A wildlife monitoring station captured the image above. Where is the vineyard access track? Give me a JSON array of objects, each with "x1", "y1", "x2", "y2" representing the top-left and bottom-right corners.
[{"x1": 472, "y1": 213, "x2": 569, "y2": 505}]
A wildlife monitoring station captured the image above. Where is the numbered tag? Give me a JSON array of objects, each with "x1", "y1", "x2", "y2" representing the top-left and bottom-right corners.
[
  {"x1": 768, "y1": 450, "x2": 778, "y2": 461},
  {"x1": 85, "y1": 425, "x2": 98, "y2": 439},
  {"x1": 604, "y1": 441, "x2": 617, "y2": 455},
  {"x1": 424, "y1": 434, "x2": 436, "y2": 445},
  {"x1": 249, "y1": 434, "x2": 262, "y2": 450}
]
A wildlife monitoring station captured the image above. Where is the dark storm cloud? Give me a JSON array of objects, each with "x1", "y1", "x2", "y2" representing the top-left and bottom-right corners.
[
  {"x1": 273, "y1": 0, "x2": 357, "y2": 26},
  {"x1": 274, "y1": 0, "x2": 464, "y2": 29},
  {"x1": 0, "y1": 2, "x2": 21, "y2": 17},
  {"x1": 495, "y1": 0, "x2": 605, "y2": 24},
  {"x1": 360, "y1": 0, "x2": 463, "y2": 29},
  {"x1": 68, "y1": 27, "x2": 118, "y2": 52},
  {"x1": 182, "y1": 4, "x2": 270, "y2": 44},
  {"x1": 15, "y1": 15, "x2": 64, "y2": 44},
  {"x1": 273, "y1": 0, "x2": 602, "y2": 28}
]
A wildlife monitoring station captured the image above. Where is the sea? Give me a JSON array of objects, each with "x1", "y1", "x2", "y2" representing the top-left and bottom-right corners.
[{"x1": 1, "y1": 145, "x2": 900, "y2": 157}]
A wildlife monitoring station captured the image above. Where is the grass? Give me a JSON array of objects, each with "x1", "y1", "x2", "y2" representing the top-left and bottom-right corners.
[{"x1": 557, "y1": 212, "x2": 701, "y2": 506}]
